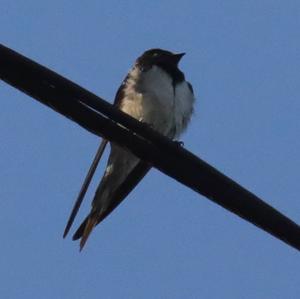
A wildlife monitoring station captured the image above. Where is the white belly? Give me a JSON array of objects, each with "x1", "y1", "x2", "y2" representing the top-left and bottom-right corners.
[{"x1": 120, "y1": 65, "x2": 194, "y2": 138}]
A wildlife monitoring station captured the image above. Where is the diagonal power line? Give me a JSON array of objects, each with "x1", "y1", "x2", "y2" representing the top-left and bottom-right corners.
[{"x1": 1, "y1": 44, "x2": 300, "y2": 251}]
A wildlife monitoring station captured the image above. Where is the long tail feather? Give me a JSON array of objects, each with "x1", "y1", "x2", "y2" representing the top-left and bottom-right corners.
[{"x1": 63, "y1": 139, "x2": 108, "y2": 238}]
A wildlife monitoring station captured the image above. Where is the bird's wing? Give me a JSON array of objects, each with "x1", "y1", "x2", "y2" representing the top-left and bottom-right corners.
[
  {"x1": 113, "y1": 74, "x2": 129, "y2": 105},
  {"x1": 73, "y1": 160, "x2": 151, "y2": 250}
]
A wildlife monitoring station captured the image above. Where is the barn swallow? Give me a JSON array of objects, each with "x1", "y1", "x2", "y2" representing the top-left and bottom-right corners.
[{"x1": 64, "y1": 49, "x2": 195, "y2": 250}]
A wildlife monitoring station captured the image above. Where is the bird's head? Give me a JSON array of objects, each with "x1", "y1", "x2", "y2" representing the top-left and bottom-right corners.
[{"x1": 136, "y1": 48, "x2": 185, "y2": 68}]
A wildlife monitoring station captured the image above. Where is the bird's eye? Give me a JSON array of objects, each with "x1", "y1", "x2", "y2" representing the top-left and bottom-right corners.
[{"x1": 152, "y1": 53, "x2": 159, "y2": 57}]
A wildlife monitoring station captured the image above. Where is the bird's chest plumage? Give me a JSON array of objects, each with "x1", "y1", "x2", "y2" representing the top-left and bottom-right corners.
[{"x1": 120, "y1": 66, "x2": 194, "y2": 138}]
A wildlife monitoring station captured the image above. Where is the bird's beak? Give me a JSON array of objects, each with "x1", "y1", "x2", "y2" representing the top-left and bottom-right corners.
[{"x1": 173, "y1": 52, "x2": 185, "y2": 64}]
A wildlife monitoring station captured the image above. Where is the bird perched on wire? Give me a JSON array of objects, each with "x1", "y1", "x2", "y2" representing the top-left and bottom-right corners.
[{"x1": 63, "y1": 48, "x2": 195, "y2": 250}]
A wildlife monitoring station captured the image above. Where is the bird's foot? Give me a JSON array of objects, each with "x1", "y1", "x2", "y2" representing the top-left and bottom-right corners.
[{"x1": 173, "y1": 140, "x2": 184, "y2": 147}]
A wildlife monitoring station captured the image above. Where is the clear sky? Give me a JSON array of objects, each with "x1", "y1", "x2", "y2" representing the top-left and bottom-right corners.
[{"x1": 1, "y1": 1, "x2": 300, "y2": 298}]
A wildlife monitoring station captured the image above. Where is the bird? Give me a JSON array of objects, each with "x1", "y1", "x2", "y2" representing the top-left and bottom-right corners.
[{"x1": 63, "y1": 48, "x2": 195, "y2": 250}]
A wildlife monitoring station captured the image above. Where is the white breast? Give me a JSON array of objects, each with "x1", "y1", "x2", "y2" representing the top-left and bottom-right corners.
[
  {"x1": 172, "y1": 80, "x2": 195, "y2": 138},
  {"x1": 120, "y1": 65, "x2": 194, "y2": 138}
]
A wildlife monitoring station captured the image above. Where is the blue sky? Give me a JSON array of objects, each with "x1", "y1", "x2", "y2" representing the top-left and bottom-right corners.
[{"x1": 1, "y1": 1, "x2": 300, "y2": 298}]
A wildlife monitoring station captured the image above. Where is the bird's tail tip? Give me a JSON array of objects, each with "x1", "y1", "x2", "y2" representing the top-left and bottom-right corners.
[{"x1": 74, "y1": 215, "x2": 97, "y2": 251}]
